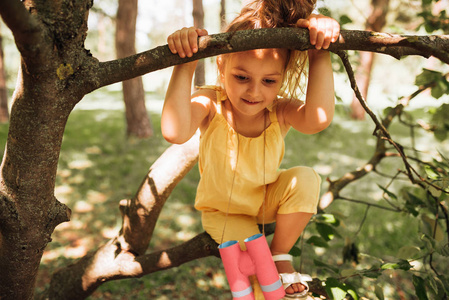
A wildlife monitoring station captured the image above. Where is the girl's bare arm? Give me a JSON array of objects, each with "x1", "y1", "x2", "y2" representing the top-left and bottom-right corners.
[
  {"x1": 161, "y1": 27, "x2": 210, "y2": 144},
  {"x1": 284, "y1": 15, "x2": 339, "y2": 134}
]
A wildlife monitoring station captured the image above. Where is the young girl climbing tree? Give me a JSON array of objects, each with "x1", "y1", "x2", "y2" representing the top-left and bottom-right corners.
[{"x1": 161, "y1": 0, "x2": 340, "y2": 298}]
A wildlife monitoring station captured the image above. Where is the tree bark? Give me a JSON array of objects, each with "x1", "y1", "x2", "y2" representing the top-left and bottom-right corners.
[
  {"x1": 93, "y1": 28, "x2": 449, "y2": 91},
  {"x1": 0, "y1": 0, "x2": 89, "y2": 299},
  {"x1": 193, "y1": 0, "x2": 205, "y2": 88},
  {"x1": 0, "y1": 24, "x2": 9, "y2": 123},
  {"x1": 116, "y1": 0, "x2": 153, "y2": 138},
  {"x1": 351, "y1": 0, "x2": 390, "y2": 120}
]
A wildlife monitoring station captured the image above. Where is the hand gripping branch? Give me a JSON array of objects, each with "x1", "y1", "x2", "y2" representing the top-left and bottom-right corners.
[{"x1": 218, "y1": 233, "x2": 285, "y2": 300}]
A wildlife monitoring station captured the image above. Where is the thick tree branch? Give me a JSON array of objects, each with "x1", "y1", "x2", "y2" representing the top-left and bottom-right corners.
[
  {"x1": 91, "y1": 28, "x2": 449, "y2": 92},
  {"x1": 0, "y1": 0, "x2": 44, "y2": 58},
  {"x1": 118, "y1": 134, "x2": 200, "y2": 255}
]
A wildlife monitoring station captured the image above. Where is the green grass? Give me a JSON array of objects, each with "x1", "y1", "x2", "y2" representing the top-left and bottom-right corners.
[{"x1": 0, "y1": 102, "x2": 447, "y2": 299}]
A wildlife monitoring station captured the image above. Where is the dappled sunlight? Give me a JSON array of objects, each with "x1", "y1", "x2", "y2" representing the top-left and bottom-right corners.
[
  {"x1": 74, "y1": 200, "x2": 94, "y2": 213},
  {"x1": 157, "y1": 252, "x2": 172, "y2": 268},
  {"x1": 101, "y1": 226, "x2": 120, "y2": 239},
  {"x1": 68, "y1": 159, "x2": 94, "y2": 170},
  {"x1": 196, "y1": 272, "x2": 227, "y2": 292},
  {"x1": 313, "y1": 164, "x2": 333, "y2": 176},
  {"x1": 42, "y1": 230, "x2": 91, "y2": 262},
  {"x1": 152, "y1": 200, "x2": 202, "y2": 247}
]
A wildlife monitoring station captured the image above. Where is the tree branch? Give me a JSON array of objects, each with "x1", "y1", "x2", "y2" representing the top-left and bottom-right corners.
[
  {"x1": 118, "y1": 134, "x2": 200, "y2": 255},
  {"x1": 91, "y1": 28, "x2": 449, "y2": 92},
  {"x1": 0, "y1": 0, "x2": 44, "y2": 58}
]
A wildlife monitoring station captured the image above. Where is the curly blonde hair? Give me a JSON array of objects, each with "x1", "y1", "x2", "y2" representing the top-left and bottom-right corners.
[{"x1": 217, "y1": 0, "x2": 316, "y2": 100}]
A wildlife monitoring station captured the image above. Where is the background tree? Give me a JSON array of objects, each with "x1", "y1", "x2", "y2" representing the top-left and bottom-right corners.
[
  {"x1": 0, "y1": 23, "x2": 8, "y2": 123},
  {"x1": 0, "y1": 0, "x2": 448, "y2": 299},
  {"x1": 350, "y1": 0, "x2": 390, "y2": 120},
  {"x1": 193, "y1": 0, "x2": 205, "y2": 88},
  {"x1": 116, "y1": 0, "x2": 153, "y2": 138},
  {"x1": 220, "y1": 0, "x2": 227, "y2": 31}
]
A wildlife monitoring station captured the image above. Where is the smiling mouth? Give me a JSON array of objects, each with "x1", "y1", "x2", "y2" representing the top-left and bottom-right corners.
[{"x1": 242, "y1": 98, "x2": 260, "y2": 105}]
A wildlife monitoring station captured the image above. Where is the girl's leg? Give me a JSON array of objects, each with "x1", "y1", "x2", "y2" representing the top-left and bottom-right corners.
[
  {"x1": 260, "y1": 166, "x2": 321, "y2": 295},
  {"x1": 270, "y1": 212, "x2": 313, "y2": 294}
]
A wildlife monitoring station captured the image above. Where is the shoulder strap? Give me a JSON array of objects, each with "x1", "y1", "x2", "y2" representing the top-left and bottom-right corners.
[
  {"x1": 268, "y1": 102, "x2": 278, "y2": 122},
  {"x1": 197, "y1": 85, "x2": 225, "y2": 114}
]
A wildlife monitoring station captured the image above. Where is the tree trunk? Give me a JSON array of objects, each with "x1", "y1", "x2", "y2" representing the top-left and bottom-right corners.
[
  {"x1": 116, "y1": 0, "x2": 153, "y2": 138},
  {"x1": 220, "y1": 0, "x2": 227, "y2": 31},
  {"x1": 351, "y1": 0, "x2": 390, "y2": 120},
  {"x1": 0, "y1": 24, "x2": 9, "y2": 123},
  {"x1": 193, "y1": 0, "x2": 205, "y2": 88},
  {"x1": 0, "y1": 1, "x2": 91, "y2": 298}
]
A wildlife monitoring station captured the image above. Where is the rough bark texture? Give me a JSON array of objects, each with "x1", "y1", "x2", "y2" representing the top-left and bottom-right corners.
[
  {"x1": 0, "y1": 0, "x2": 90, "y2": 298},
  {"x1": 116, "y1": 0, "x2": 153, "y2": 138},
  {"x1": 193, "y1": 0, "x2": 206, "y2": 88},
  {"x1": 351, "y1": 0, "x2": 390, "y2": 120},
  {"x1": 0, "y1": 1, "x2": 448, "y2": 299}
]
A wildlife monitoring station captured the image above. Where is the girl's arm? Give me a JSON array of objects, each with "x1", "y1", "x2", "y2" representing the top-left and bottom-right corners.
[
  {"x1": 283, "y1": 15, "x2": 340, "y2": 134},
  {"x1": 161, "y1": 27, "x2": 210, "y2": 144}
]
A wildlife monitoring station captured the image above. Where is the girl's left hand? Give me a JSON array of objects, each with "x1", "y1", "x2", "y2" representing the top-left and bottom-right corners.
[{"x1": 296, "y1": 14, "x2": 340, "y2": 50}]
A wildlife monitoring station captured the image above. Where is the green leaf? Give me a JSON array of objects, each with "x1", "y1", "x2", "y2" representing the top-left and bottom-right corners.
[
  {"x1": 377, "y1": 184, "x2": 397, "y2": 200},
  {"x1": 289, "y1": 246, "x2": 302, "y2": 257},
  {"x1": 434, "y1": 128, "x2": 448, "y2": 141},
  {"x1": 340, "y1": 268, "x2": 357, "y2": 277},
  {"x1": 431, "y1": 79, "x2": 448, "y2": 99},
  {"x1": 324, "y1": 277, "x2": 359, "y2": 300},
  {"x1": 339, "y1": 14, "x2": 353, "y2": 26},
  {"x1": 425, "y1": 165, "x2": 440, "y2": 180},
  {"x1": 415, "y1": 69, "x2": 442, "y2": 86},
  {"x1": 375, "y1": 284, "x2": 385, "y2": 300},
  {"x1": 316, "y1": 223, "x2": 340, "y2": 241},
  {"x1": 413, "y1": 275, "x2": 429, "y2": 300},
  {"x1": 315, "y1": 213, "x2": 340, "y2": 226},
  {"x1": 437, "y1": 274, "x2": 449, "y2": 295},
  {"x1": 314, "y1": 259, "x2": 339, "y2": 274},
  {"x1": 381, "y1": 259, "x2": 412, "y2": 271},
  {"x1": 360, "y1": 267, "x2": 382, "y2": 279},
  {"x1": 307, "y1": 235, "x2": 329, "y2": 248}
]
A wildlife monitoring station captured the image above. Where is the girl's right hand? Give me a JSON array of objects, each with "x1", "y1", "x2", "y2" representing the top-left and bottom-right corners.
[{"x1": 167, "y1": 27, "x2": 209, "y2": 58}]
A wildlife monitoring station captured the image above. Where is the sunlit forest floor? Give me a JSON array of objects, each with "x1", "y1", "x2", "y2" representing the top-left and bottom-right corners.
[{"x1": 1, "y1": 91, "x2": 448, "y2": 299}]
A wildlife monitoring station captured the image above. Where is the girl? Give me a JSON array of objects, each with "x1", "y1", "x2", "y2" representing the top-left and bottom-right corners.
[{"x1": 162, "y1": 0, "x2": 339, "y2": 298}]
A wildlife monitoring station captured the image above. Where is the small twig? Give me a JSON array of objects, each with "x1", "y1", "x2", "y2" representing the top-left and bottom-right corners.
[
  {"x1": 336, "y1": 196, "x2": 402, "y2": 212},
  {"x1": 428, "y1": 192, "x2": 441, "y2": 276},
  {"x1": 334, "y1": 50, "x2": 433, "y2": 188},
  {"x1": 380, "y1": 171, "x2": 403, "y2": 209},
  {"x1": 353, "y1": 205, "x2": 370, "y2": 238}
]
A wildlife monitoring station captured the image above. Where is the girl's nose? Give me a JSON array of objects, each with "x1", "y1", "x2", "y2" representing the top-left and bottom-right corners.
[{"x1": 247, "y1": 82, "x2": 262, "y2": 99}]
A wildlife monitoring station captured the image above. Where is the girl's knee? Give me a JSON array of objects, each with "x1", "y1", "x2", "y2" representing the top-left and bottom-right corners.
[{"x1": 285, "y1": 166, "x2": 321, "y2": 191}]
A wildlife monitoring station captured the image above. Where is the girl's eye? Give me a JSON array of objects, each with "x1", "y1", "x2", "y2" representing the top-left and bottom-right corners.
[
  {"x1": 264, "y1": 79, "x2": 277, "y2": 84},
  {"x1": 234, "y1": 75, "x2": 248, "y2": 81}
]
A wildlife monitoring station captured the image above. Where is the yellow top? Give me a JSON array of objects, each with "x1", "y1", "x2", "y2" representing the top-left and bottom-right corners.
[{"x1": 195, "y1": 87, "x2": 285, "y2": 216}]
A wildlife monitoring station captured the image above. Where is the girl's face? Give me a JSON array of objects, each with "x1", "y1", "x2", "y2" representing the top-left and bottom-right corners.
[{"x1": 220, "y1": 49, "x2": 286, "y2": 118}]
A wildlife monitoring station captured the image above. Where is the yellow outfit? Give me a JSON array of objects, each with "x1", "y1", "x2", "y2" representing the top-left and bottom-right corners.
[{"x1": 195, "y1": 87, "x2": 321, "y2": 247}]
